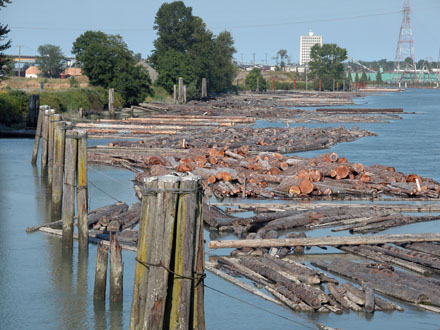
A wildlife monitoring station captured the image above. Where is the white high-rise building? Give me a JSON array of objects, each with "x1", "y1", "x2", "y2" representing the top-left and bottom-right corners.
[{"x1": 299, "y1": 30, "x2": 323, "y2": 66}]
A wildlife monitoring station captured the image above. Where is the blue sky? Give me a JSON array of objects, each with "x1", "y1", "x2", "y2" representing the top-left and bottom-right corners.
[{"x1": 2, "y1": 0, "x2": 439, "y2": 64}]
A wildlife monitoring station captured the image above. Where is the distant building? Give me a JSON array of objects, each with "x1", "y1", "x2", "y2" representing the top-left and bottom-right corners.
[
  {"x1": 299, "y1": 30, "x2": 322, "y2": 66},
  {"x1": 25, "y1": 66, "x2": 41, "y2": 78},
  {"x1": 61, "y1": 67, "x2": 82, "y2": 78},
  {"x1": 137, "y1": 60, "x2": 158, "y2": 83}
]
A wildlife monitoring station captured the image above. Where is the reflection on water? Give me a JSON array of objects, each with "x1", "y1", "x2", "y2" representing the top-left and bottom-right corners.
[{"x1": 1, "y1": 89, "x2": 440, "y2": 330}]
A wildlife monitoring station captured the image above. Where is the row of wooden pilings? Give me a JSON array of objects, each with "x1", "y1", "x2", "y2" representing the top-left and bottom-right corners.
[
  {"x1": 173, "y1": 77, "x2": 208, "y2": 104},
  {"x1": 31, "y1": 105, "x2": 123, "y2": 302},
  {"x1": 31, "y1": 105, "x2": 206, "y2": 329}
]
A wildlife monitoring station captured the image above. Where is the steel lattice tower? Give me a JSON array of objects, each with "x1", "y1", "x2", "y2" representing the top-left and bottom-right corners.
[{"x1": 394, "y1": 0, "x2": 417, "y2": 83}]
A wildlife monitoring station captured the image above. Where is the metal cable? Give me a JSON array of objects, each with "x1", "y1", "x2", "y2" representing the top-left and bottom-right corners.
[
  {"x1": 89, "y1": 180, "x2": 122, "y2": 203},
  {"x1": 203, "y1": 284, "x2": 318, "y2": 330}
]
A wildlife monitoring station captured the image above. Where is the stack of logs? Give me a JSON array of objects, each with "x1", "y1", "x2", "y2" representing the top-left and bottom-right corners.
[
  {"x1": 91, "y1": 125, "x2": 375, "y2": 153},
  {"x1": 211, "y1": 254, "x2": 402, "y2": 314},
  {"x1": 213, "y1": 204, "x2": 440, "y2": 238},
  {"x1": 118, "y1": 149, "x2": 440, "y2": 201},
  {"x1": 313, "y1": 257, "x2": 440, "y2": 307}
]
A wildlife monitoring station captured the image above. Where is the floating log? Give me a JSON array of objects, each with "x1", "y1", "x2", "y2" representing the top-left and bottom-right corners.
[
  {"x1": 316, "y1": 108, "x2": 404, "y2": 113},
  {"x1": 209, "y1": 233, "x2": 440, "y2": 249},
  {"x1": 205, "y1": 262, "x2": 280, "y2": 305}
]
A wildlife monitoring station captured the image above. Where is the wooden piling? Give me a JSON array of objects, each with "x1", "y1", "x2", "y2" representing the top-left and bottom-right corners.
[
  {"x1": 130, "y1": 177, "x2": 159, "y2": 329},
  {"x1": 27, "y1": 94, "x2": 40, "y2": 128},
  {"x1": 31, "y1": 106, "x2": 46, "y2": 164},
  {"x1": 110, "y1": 234, "x2": 123, "y2": 302},
  {"x1": 40, "y1": 109, "x2": 51, "y2": 172},
  {"x1": 183, "y1": 85, "x2": 187, "y2": 104},
  {"x1": 173, "y1": 85, "x2": 177, "y2": 104},
  {"x1": 192, "y1": 176, "x2": 205, "y2": 330},
  {"x1": 48, "y1": 113, "x2": 61, "y2": 187},
  {"x1": 178, "y1": 77, "x2": 184, "y2": 104},
  {"x1": 94, "y1": 242, "x2": 109, "y2": 300},
  {"x1": 130, "y1": 174, "x2": 205, "y2": 330},
  {"x1": 201, "y1": 78, "x2": 207, "y2": 99},
  {"x1": 52, "y1": 121, "x2": 68, "y2": 216},
  {"x1": 109, "y1": 88, "x2": 115, "y2": 118},
  {"x1": 62, "y1": 129, "x2": 78, "y2": 249},
  {"x1": 77, "y1": 129, "x2": 88, "y2": 250},
  {"x1": 169, "y1": 174, "x2": 201, "y2": 329}
]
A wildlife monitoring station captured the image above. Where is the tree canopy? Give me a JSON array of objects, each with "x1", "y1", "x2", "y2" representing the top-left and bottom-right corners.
[
  {"x1": 0, "y1": 0, "x2": 11, "y2": 79},
  {"x1": 245, "y1": 68, "x2": 266, "y2": 91},
  {"x1": 151, "y1": 1, "x2": 236, "y2": 97},
  {"x1": 277, "y1": 49, "x2": 288, "y2": 71},
  {"x1": 35, "y1": 44, "x2": 65, "y2": 78},
  {"x1": 309, "y1": 43, "x2": 347, "y2": 90},
  {"x1": 72, "y1": 31, "x2": 151, "y2": 106}
]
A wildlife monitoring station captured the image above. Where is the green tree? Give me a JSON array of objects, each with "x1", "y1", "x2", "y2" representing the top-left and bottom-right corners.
[
  {"x1": 0, "y1": 0, "x2": 11, "y2": 79},
  {"x1": 209, "y1": 31, "x2": 237, "y2": 92},
  {"x1": 277, "y1": 49, "x2": 288, "y2": 71},
  {"x1": 72, "y1": 31, "x2": 151, "y2": 106},
  {"x1": 36, "y1": 44, "x2": 66, "y2": 78},
  {"x1": 376, "y1": 71, "x2": 383, "y2": 85},
  {"x1": 245, "y1": 68, "x2": 266, "y2": 91},
  {"x1": 151, "y1": 1, "x2": 236, "y2": 97},
  {"x1": 360, "y1": 72, "x2": 368, "y2": 83},
  {"x1": 309, "y1": 43, "x2": 347, "y2": 90}
]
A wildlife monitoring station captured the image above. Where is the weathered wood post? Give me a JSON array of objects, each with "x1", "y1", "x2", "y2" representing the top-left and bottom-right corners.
[
  {"x1": 77, "y1": 129, "x2": 88, "y2": 250},
  {"x1": 110, "y1": 234, "x2": 123, "y2": 302},
  {"x1": 109, "y1": 88, "x2": 115, "y2": 118},
  {"x1": 94, "y1": 242, "x2": 109, "y2": 300},
  {"x1": 79, "y1": 107, "x2": 83, "y2": 119},
  {"x1": 31, "y1": 105, "x2": 47, "y2": 164},
  {"x1": 178, "y1": 77, "x2": 184, "y2": 104},
  {"x1": 62, "y1": 129, "x2": 78, "y2": 249},
  {"x1": 169, "y1": 173, "x2": 204, "y2": 329},
  {"x1": 183, "y1": 85, "x2": 187, "y2": 104},
  {"x1": 27, "y1": 94, "x2": 40, "y2": 128},
  {"x1": 173, "y1": 84, "x2": 177, "y2": 104},
  {"x1": 52, "y1": 121, "x2": 68, "y2": 217},
  {"x1": 129, "y1": 173, "x2": 205, "y2": 330},
  {"x1": 48, "y1": 113, "x2": 61, "y2": 187},
  {"x1": 40, "y1": 109, "x2": 51, "y2": 172},
  {"x1": 201, "y1": 78, "x2": 207, "y2": 99}
]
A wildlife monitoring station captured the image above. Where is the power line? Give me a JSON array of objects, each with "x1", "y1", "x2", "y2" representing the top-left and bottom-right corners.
[{"x1": 9, "y1": 6, "x2": 440, "y2": 33}]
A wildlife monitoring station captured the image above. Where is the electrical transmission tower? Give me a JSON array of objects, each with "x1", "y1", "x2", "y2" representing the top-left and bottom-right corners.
[{"x1": 393, "y1": 0, "x2": 416, "y2": 85}]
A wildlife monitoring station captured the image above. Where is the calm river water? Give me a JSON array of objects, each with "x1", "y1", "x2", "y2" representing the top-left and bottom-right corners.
[{"x1": 0, "y1": 88, "x2": 439, "y2": 330}]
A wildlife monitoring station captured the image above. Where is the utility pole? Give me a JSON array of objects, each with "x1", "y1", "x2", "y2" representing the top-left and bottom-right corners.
[
  {"x1": 17, "y1": 45, "x2": 22, "y2": 78},
  {"x1": 252, "y1": 53, "x2": 256, "y2": 65}
]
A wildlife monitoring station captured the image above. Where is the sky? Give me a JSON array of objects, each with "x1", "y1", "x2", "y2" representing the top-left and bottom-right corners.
[{"x1": 2, "y1": 0, "x2": 440, "y2": 65}]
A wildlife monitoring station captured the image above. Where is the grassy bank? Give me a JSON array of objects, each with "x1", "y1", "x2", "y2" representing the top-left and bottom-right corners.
[{"x1": 0, "y1": 88, "x2": 123, "y2": 126}]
